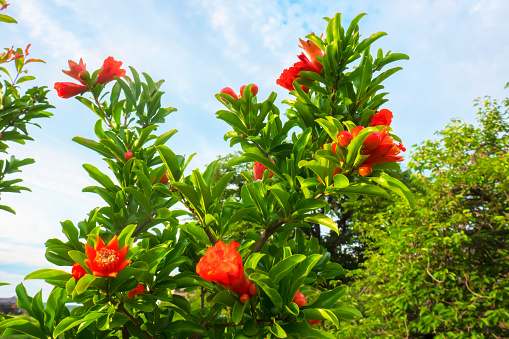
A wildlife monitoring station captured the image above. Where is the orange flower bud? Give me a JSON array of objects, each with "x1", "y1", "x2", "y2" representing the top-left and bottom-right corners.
[
  {"x1": 248, "y1": 283, "x2": 258, "y2": 297},
  {"x1": 351, "y1": 126, "x2": 365, "y2": 138},
  {"x1": 240, "y1": 294, "x2": 250, "y2": 304},
  {"x1": 125, "y1": 151, "x2": 132, "y2": 162},
  {"x1": 358, "y1": 165, "x2": 372, "y2": 177},
  {"x1": 220, "y1": 87, "x2": 238, "y2": 101},
  {"x1": 71, "y1": 263, "x2": 86, "y2": 281},
  {"x1": 292, "y1": 291, "x2": 307, "y2": 307},
  {"x1": 337, "y1": 130, "x2": 353, "y2": 147},
  {"x1": 127, "y1": 283, "x2": 146, "y2": 299},
  {"x1": 240, "y1": 84, "x2": 258, "y2": 97}
]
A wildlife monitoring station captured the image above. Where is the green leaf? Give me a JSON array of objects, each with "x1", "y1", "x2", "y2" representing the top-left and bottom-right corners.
[
  {"x1": 330, "y1": 305, "x2": 362, "y2": 322},
  {"x1": 232, "y1": 300, "x2": 244, "y2": 325},
  {"x1": 161, "y1": 320, "x2": 207, "y2": 336},
  {"x1": 244, "y1": 253, "x2": 265, "y2": 271},
  {"x1": 61, "y1": 220, "x2": 83, "y2": 251},
  {"x1": 43, "y1": 287, "x2": 67, "y2": 333},
  {"x1": 303, "y1": 214, "x2": 338, "y2": 234},
  {"x1": 15, "y1": 283, "x2": 33, "y2": 317},
  {"x1": 302, "y1": 308, "x2": 340, "y2": 329},
  {"x1": 289, "y1": 254, "x2": 322, "y2": 302},
  {"x1": 83, "y1": 164, "x2": 117, "y2": 191},
  {"x1": 124, "y1": 293, "x2": 156, "y2": 312},
  {"x1": 211, "y1": 290, "x2": 236, "y2": 307},
  {"x1": 249, "y1": 273, "x2": 283, "y2": 309},
  {"x1": 370, "y1": 172, "x2": 415, "y2": 207},
  {"x1": 333, "y1": 182, "x2": 390, "y2": 198},
  {"x1": 0, "y1": 204, "x2": 16, "y2": 214},
  {"x1": 25, "y1": 269, "x2": 72, "y2": 281},
  {"x1": 154, "y1": 129, "x2": 178, "y2": 146},
  {"x1": 269, "y1": 254, "x2": 306, "y2": 284},
  {"x1": 0, "y1": 14, "x2": 17, "y2": 24},
  {"x1": 0, "y1": 318, "x2": 46, "y2": 339},
  {"x1": 73, "y1": 137, "x2": 114, "y2": 158},
  {"x1": 75, "y1": 274, "x2": 96, "y2": 294},
  {"x1": 270, "y1": 322, "x2": 288, "y2": 338},
  {"x1": 282, "y1": 321, "x2": 336, "y2": 339},
  {"x1": 68, "y1": 250, "x2": 90, "y2": 274},
  {"x1": 157, "y1": 145, "x2": 182, "y2": 181},
  {"x1": 269, "y1": 185, "x2": 291, "y2": 218},
  {"x1": 306, "y1": 286, "x2": 345, "y2": 309},
  {"x1": 53, "y1": 312, "x2": 106, "y2": 337}
]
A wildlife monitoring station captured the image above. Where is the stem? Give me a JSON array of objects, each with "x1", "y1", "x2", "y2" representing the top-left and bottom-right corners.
[
  {"x1": 133, "y1": 217, "x2": 152, "y2": 239},
  {"x1": 117, "y1": 302, "x2": 153, "y2": 339},
  {"x1": 251, "y1": 142, "x2": 269, "y2": 158},
  {"x1": 122, "y1": 327, "x2": 129, "y2": 339},
  {"x1": 249, "y1": 220, "x2": 284, "y2": 255},
  {"x1": 178, "y1": 191, "x2": 217, "y2": 245},
  {"x1": 201, "y1": 287, "x2": 205, "y2": 310},
  {"x1": 93, "y1": 94, "x2": 113, "y2": 127}
]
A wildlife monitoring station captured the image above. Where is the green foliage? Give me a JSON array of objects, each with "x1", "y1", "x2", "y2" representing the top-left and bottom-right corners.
[
  {"x1": 0, "y1": 7, "x2": 53, "y2": 213},
  {"x1": 338, "y1": 92, "x2": 509, "y2": 338},
  {"x1": 0, "y1": 12, "x2": 411, "y2": 339}
]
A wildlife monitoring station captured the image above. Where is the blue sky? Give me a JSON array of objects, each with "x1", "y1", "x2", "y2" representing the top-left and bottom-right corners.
[{"x1": 1, "y1": 0, "x2": 508, "y2": 298}]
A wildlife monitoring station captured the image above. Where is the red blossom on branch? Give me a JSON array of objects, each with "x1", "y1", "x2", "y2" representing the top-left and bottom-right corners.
[
  {"x1": 62, "y1": 58, "x2": 86, "y2": 85},
  {"x1": 361, "y1": 128, "x2": 405, "y2": 166},
  {"x1": 253, "y1": 161, "x2": 273, "y2": 181},
  {"x1": 71, "y1": 263, "x2": 87, "y2": 281},
  {"x1": 54, "y1": 82, "x2": 88, "y2": 99},
  {"x1": 277, "y1": 35, "x2": 324, "y2": 91},
  {"x1": 97, "y1": 56, "x2": 126, "y2": 84},
  {"x1": 370, "y1": 109, "x2": 393, "y2": 127},
  {"x1": 196, "y1": 240, "x2": 250, "y2": 295},
  {"x1": 85, "y1": 235, "x2": 131, "y2": 277}
]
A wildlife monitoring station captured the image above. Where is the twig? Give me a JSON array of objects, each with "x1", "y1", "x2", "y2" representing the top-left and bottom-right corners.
[
  {"x1": 249, "y1": 220, "x2": 284, "y2": 255},
  {"x1": 425, "y1": 261, "x2": 444, "y2": 283},
  {"x1": 463, "y1": 272, "x2": 493, "y2": 299},
  {"x1": 117, "y1": 302, "x2": 153, "y2": 339},
  {"x1": 93, "y1": 95, "x2": 113, "y2": 127}
]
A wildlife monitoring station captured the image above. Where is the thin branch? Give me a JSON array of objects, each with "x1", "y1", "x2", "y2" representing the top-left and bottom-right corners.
[
  {"x1": 425, "y1": 261, "x2": 444, "y2": 284},
  {"x1": 93, "y1": 95, "x2": 113, "y2": 127},
  {"x1": 178, "y1": 191, "x2": 217, "y2": 245},
  {"x1": 249, "y1": 220, "x2": 284, "y2": 255},
  {"x1": 463, "y1": 272, "x2": 494, "y2": 299},
  {"x1": 117, "y1": 302, "x2": 154, "y2": 339}
]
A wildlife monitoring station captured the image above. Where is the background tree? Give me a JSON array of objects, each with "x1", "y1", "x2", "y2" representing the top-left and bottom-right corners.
[
  {"x1": 337, "y1": 90, "x2": 509, "y2": 338},
  {"x1": 0, "y1": 1, "x2": 53, "y2": 214}
]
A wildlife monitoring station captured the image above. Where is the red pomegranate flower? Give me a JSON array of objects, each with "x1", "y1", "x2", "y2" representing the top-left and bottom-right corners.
[
  {"x1": 71, "y1": 263, "x2": 87, "y2": 281},
  {"x1": 277, "y1": 34, "x2": 324, "y2": 91},
  {"x1": 127, "y1": 283, "x2": 146, "y2": 299},
  {"x1": 97, "y1": 56, "x2": 126, "y2": 84},
  {"x1": 62, "y1": 58, "x2": 87, "y2": 85},
  {"x1": 362, "y1": 129, "x2": 405, "y2": 166},
  {"x1": 196, "y1": 240, "x2": 250, "y2": 296},
  {"x1": 370, "y1": 109, "x2": 393, "y2": 127},
  {"x1": 253, "y1": 161, "x2": 274, "y2": 181},
  {"x1": 54, "y1": 82, "x2": 88, "y2": 98},
  {"x1": 85, "y1": 235, "x2": 131, "y2": 277},
  {"x1": 276, "y1": 54, "x2": 321, "y2": 92},
  {"x1": 298, "y1": 33, "x2": 324, "y2": 71}
]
